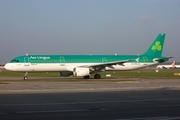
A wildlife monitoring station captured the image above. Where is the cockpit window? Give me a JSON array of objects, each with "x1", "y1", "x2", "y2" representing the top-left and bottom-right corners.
[{"x1": 10, "y1": 60, "x2": 19, "y2": 62}]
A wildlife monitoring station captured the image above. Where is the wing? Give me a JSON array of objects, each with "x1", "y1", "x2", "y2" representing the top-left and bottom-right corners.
[{"x1": 80, "y1": 60, "x2": 134, "y2": 71}]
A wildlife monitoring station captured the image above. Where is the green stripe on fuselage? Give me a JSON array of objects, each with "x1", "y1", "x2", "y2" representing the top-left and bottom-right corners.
[{"x1": 10, "y1": 55, "x2": 167, "y2": 63}]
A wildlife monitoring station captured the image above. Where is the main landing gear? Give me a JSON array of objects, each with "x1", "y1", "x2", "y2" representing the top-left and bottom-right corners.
[
  {"x1": 83, "y1": 74, "x2": 101, "y2": 79},
  {"x1": 94, "y1": 74, "x2": 101, "y2": 79},
  {"x1": 83, "y1": 75, "x2": 90, "y2": 79},
  {"x1": 24, "y1": 72, "x2": 28, "y2": 80}
]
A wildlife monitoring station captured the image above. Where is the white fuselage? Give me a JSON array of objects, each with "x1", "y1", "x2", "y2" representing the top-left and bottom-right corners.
[
  {"x1": 156, "y1": 65, "x2": 180, "y2": 69},
  {"x1": 5, "y1": 62, "x2": 156, "y2": 72}
]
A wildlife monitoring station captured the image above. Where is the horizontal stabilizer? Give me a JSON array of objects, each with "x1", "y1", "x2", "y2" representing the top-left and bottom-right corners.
[{"x1": 153, "y1": 57, "x2": 174, "y2": 63}]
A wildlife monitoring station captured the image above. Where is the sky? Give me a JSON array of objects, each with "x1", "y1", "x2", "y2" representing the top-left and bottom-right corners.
[{"x1": 0, "y1": 0, "x2": 180, "y2": 63}]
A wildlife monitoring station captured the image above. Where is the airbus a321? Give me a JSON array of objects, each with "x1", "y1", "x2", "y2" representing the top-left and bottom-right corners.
[{"x1": 5, "y1": 34, "x2": 171, "y2": 80}]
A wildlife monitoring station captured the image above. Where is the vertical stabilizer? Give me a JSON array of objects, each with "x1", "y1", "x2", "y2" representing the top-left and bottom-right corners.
[
  {"x1": 172, "y1": 61, "x2": 176, "y2": 66},
  {"x1": 143, "y1": 34, "x2": 165, "y2": 57}
]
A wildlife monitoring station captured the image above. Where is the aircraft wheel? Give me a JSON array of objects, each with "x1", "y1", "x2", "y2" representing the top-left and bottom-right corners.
[
  {"x1": 24, "y1": 76, "x2": 28, "y2": 80},
  {"x1": 84, "y1": 75, "x2": 90, "y2": 79},
  {"x1": 94, "y1": 74, "x2": 101, "y2": 79}
]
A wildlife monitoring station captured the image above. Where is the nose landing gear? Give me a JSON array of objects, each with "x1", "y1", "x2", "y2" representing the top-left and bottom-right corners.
[{"x1": 24, "y1": 72, "x2": 28, "y2": 80}]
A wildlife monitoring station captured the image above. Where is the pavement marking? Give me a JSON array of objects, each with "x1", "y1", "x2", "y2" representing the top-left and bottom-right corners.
[
  {"x1": 114, "y1": 116, "x2": 168, "y2": 120},
  {"x1": 0, "y1": 108, "x2": 106, "y2": 115},
  {"x1": 115, "y1": 116, "x2": 180, "y2": 120},
  {"x1": 0, "y1": 85, "x2": 180, "y2": 94},
  {"x1": 158, "y1": 104, "x2": 180, "y2": 108},
  {"x1": 1, "y1": 98, "x2": 180, "y2": 106},
  {"x1": 17, "y1": 109, "x2": 84, "y2": 114}
]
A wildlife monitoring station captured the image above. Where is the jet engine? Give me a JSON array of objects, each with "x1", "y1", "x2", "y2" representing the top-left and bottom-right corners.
[
  {"x1": 59, "y1": 71, "x2": 73, "y2": 77},
  {"x1": 73, "y1": 67, "x2": 90, "y2": 77}
]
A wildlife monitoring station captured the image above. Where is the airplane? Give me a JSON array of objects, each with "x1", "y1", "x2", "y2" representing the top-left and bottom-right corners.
[
  {"x1": 156, "y1": 61, "x2": 180, "y2": 72},
  {"x1": 0, "y1": 64, "x2": 4, "y2": 72},
  {"x1": 0, "y1": 65, "x2": 4, "y2": 69},
  {"x1": 5, "y1": 34, "x2": 171, "y2": 80}
]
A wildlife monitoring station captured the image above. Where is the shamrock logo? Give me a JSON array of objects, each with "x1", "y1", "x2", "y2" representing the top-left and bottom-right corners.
[{"x1": 151, "y1": 41, "x2": 162, "y2": 52}]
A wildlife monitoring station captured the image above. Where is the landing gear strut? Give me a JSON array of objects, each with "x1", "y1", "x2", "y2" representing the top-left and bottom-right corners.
[
  {"x1": 24, "y1": 72, "x2": 28, "y2": 80},
  {"x1": 94, "y1": 74, "x2": 101, "y2": 79}
]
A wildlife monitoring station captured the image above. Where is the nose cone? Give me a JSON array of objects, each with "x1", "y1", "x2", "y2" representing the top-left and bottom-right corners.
[{"x1": 5, "y1": 63, "x2": 12, "y2": 71}]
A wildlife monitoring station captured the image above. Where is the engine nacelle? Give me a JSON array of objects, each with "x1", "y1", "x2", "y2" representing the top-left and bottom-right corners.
[
  {"x1": 59, "y1": 71, "x2": 73, "y2": 77},
  {"x1": 73, "y1": 67, "x2": 90, "y2": 77}
]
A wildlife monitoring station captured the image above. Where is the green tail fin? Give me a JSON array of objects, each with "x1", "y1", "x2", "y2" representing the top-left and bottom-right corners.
[{"x1": 143, "y1": 34, "x2": 165, "y2": 57}]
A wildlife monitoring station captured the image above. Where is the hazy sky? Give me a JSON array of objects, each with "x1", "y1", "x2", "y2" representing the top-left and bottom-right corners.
[{"x1": 0, "y1": 0, "x2": 180, "y2": 63}]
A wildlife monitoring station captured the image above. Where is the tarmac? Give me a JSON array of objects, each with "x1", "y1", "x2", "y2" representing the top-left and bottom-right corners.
[{"x1": 1, "y1": 77, "x2": 180, "y2": 120}]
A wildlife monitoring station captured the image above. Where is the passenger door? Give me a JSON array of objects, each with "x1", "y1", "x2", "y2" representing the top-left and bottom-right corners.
[
  {"x1": 24, "y1": 57, "x2": 30, "y2": 66},
  {"x1": 60, "y1": 56, "x2": 65, "y2": 66}
]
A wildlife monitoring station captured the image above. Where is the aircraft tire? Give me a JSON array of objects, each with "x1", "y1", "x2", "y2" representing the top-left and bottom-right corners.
[
  {"x1": 24, "y1": 76, "x2": 28, "y2": 80},
  {"x1": 84, "y1": 75, "x2": 90, "y2": 79},
  {"x1": 94, "y1": 74, "x2": 101, "y2": 79}
]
